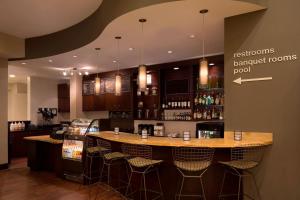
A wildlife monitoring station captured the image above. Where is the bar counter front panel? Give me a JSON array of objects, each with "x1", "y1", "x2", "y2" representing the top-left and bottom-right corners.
[{"x1": 87, "y1": 131, "x2": 272, "y2": 200}]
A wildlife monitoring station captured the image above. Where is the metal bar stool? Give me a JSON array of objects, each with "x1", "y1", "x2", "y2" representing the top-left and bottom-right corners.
[
  {"x1": 96, "y1": 139, "x2": 129, "y2": 197},
  {"x1": 122, "y1": 143, "x2": 164, "y2": 200},
  {"x1": 83, "y1": 136, "x2": 109, "y2": 185},
  {"x1": 218, "y1": 144, "x2": 266, "y2": 200},
  {"x1": 172, "y1": 147, "x2": 215, "y2": 200}
]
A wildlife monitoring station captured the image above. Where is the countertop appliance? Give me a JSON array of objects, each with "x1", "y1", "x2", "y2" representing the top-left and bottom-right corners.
[
  {"x1": 138, "y1": 124, "x2": 154, "y2": 136},
  {"x1": 196, "y1": 122, "x2": 224, "y2": 139}
]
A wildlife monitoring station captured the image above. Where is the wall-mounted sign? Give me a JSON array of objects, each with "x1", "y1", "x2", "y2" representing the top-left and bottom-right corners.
[{"x1": 233, "y1": 77, "x2": 272, "y2": 85}]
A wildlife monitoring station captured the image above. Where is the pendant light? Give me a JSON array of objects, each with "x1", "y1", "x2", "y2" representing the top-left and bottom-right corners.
[
  {"x1": 115, "y1": 36, "x2": 122, "y2": 96},
  {"x1": 95, "y1": 48, "x2": 101, "y2": 95},
  {"x1": 138, "y1": 18, "x2": 147, "y2": 92},
  {"x1": 199, "y1": 9, "x2": 209, "y2": 88}
]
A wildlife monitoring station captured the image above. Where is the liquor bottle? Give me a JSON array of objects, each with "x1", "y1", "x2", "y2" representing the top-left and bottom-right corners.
[
  {"x1": 198, "y1": 93, "x2": 202, "y2": 105},
  {"x1": 202, "y1": 94, "x2": 206, "y2": 105},
  {"x1": 203, "y1": 109, "x2": 207, "y2": 120},
  {"x1": 220, "y1": 93, "x2": 224, "y2": 105},
  {"x1": 215, "y1": 94, "x2": 220, "y2": 105},
  {"x1": 194, "y1": 94, "x2": 198, "y2": 105},
  {"x1": 193, "y1": 109, "x2": 197, "y2": 119},
  {"x1": 197, "y1": 109, "x2": 202, "y2": 119},
  {"x1": 187, "y1": 101, "x2": 191, "y2": 108},
  {"x1": 211, "y1": 92, "x2": 215, "y2": 105},
  {"x1": 207, "y1": 109, "x2": 211, "y2": 120},
  {"x1": 219, "y1": 110, "x2": 224, "y2": 120}
]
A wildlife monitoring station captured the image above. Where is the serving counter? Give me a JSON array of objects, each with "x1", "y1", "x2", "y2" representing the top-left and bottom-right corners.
[{"x1": 24, "y1": 135, "x2": 63, "y2": 177}]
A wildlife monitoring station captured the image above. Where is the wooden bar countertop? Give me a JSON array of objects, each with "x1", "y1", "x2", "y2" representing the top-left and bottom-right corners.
[
  {"x1": 24, "y1": 135, "x2": 63, "y2": 144},
  {"x1": 87, "y1": 131, "x2": 273, "y2": 148}
]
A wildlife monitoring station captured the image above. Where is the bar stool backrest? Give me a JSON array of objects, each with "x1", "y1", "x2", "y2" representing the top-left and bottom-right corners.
[
  {"x1": 96, "y1": 139, "x2": 112, "y2": 150},
  {"x1": 85, "y1": 136, "x2": 95, "y2": 148},
  {"x1": 172, "y1": 147, "x2": 215, "y2": 163},
  {"x1": 231, "y1": 144, "x2": 266, "y2": 163},
  {"x1": 122, "y1": 143, "x2": 152, "y2": 159}
]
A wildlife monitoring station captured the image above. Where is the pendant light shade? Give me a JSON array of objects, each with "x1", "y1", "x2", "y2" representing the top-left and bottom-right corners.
[
  {"x1": 95, "y1": 76, "x2": 101, "y2": 95},
  {"x1": 199, "y1": 59, "x2": 208, "y2": 86},
  {"x1": 138, "y1": 65, "x2": 147, "y2": 91},
  {"x1": 115, "y1": 36, "x2": 122, "y2": 96},
  {"x1": 138, "y1": 18, "x2": 147, "y2": 92},
  {"x1": 115, "y1": 75, "x2": 121, "y2": 96},
  {"x1": 199, "y1": 9, "x2": 209, "y2": 87}
]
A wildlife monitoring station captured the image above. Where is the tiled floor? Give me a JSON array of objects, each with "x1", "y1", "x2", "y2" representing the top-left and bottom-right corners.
[{"x1": 0, "y1": 160, "x2": 124, "y2": 200}]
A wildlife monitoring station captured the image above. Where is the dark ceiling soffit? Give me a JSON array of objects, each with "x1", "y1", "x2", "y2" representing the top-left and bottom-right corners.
[{"x1": 10, "y1": 0, "x2": 180, "y2": 61}]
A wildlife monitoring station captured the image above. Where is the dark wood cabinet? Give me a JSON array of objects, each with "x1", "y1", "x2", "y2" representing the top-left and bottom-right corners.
[
  {"x1": 82, "y1": 69, "x2": 133, "y2": 112},
  {"x1": 58, "y1": 83, "x2": 70, "y2": 112}
]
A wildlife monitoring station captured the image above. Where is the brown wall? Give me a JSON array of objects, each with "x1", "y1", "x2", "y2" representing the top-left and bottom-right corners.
[{"x1": 225, "y1": 1, "x2": 300, "y2": 199}]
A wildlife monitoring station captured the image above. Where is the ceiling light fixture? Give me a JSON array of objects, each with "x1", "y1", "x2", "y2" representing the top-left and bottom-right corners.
[
  {"x1": 189, "y1": 34, "x2": 196, "y2": 39},
  {"x1": 167, "y1": 50, "x2": 173, "y2": 54},
  {"x1": 48, "y1": 59, "x2": 53, "y2": 63},
  {"x1": 84, "y1": 71, "x2": 89, "y2": 75},
  {"x1": 115, "y1": 36, "x2": 122, "y2": 96},
  {"x1": 129, "y1": 47, "x2": 134, "y2": 51},
  {"x1": 138, "y1": 18, "x2": 147, "y2": 92},
  {"x1": 63, "y1": 71, "x2": 67, "y2": 76},
  {"x1": 73, "y1": 55, "x2": 78, "y2": 58},
  {"x1": 209, "y1": 63, "x2": 215, "y2": 66},
  {"x1": 9, "y1": 74, "x2": 16, "y2": 78},
  {"x1": 78, "y1": 72, "x2": 82, "y2": 76},
  {"x1": 21, "y1": 62, "x2": 26, "y2": 65},
  {"x1": 113, "y1": 60, "x2": 117, "y2": 63},
  {"x1": 173, "y1": 67, "x2": 180, "y2": 70},
  {"x1": 199, "y1": 9, "x2": 209, "y2": 88}
]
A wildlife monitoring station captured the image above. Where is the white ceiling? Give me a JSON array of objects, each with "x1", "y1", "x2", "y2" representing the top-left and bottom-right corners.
[
  {"x1": 0, "y1": 0, "x2": 103, "y2": 38},
  {"x1": 8, "y1": 0, "x2": 264, "y2": 81}
]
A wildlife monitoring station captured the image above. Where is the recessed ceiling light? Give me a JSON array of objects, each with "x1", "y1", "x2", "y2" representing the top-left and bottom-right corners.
[
  {"x1": 209, "y1": 63, "x2": 215, "y2": 66},
  {"x1": 70, "y1": 72, "x2": 74, "y2": 76},
  {"x1": 21, "y1": 62, "x2": 26, "y2": 65},
  {"x1": 113, "y1": 60, "x2": 117, "y2": 63},
  {"x1": 84, "y1": 71, "x2": 89, "y2": 75},
  {"x1": 48, "y1": 59, "x2": 53, "y2": 63},
  {"x1": 78, "y1": 72, "x2": 82, "y2": 76},
  {"x1": 173, "y1": 67, "x2": 180, "y2": 70},
  {"x1": 129, "y1": 47, "x2": 134, "y2": 51},
  {"x1": 63, "y1": 71, "x2": 67, "y2": 76},
  {"x1": 146, "y1": 70, "x2": 151, "y2": 74},
  {"x1": 167, "y1": 50, "x2": 173, "y2": 54},
  {"x1": 9, "y1": 74, "x2": 16, "y2": 78},
  {"x1": 189, "y1": 34, "x2": 195, "y2": 39},
  {"x1": 73, "y1": 55, "x2": 78, "y2": 58}
]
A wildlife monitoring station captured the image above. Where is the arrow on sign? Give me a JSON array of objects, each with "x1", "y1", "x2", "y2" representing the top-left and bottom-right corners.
[{"x1": 233, "y1": 77, "x2": 273, "y2": 85}]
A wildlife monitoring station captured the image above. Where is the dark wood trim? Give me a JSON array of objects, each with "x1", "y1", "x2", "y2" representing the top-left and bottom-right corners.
[{"x1": 0, "y1": 163, "x2": 9, "y2": 170}]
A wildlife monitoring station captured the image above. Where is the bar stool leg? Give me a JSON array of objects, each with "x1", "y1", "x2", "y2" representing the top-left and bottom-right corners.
[
  {"x1": 200, "y1": 177, "x2": 206, "y2": 200},
  {"x1": 237, "y1": 176, "x2": 242, "y2": 200},
  {"x1": 250, "y1": 172, "x2": 261, "y2": 200},
  {"x1": 125, "y1": 171, "x2": 133, "y2": 197},
  {"x1": 143, "y1": 173, "x2": 147, "y2": 200},
  {"x1": 178, "y1": 176, "x2": 185, "y2": 200},
  {"x1": 156, "y1": 168, "x2": 164, "y2": 200},
  {"x1": 219, "y1": 170, "x2": 227, "y2": 199}
]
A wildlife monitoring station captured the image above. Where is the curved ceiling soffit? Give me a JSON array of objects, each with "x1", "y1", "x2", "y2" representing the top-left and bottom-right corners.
[
  {"x1": 11, "y1": 0, "x2": 180, "y2": 60},
  {"x1": 12, "y1": 0, "x2": 265, "y2": 61}
]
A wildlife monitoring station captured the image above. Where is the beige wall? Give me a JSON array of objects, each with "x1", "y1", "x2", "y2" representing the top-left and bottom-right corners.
[
  {"x1": 225, "y1": 1, "x2": 300, "y2": 199},
  {"x1": 8, "y1": 83, "x2": 27, "y2": 121},
  {"x1": 0, "y1": 32, "x2": 24, "y2": 58},
  {"x1": 0, "y1": 58, "x2": 8, "y2": 165},
  {"x1": 29, "y1": 77, "x2": 59, "y2": 125}
]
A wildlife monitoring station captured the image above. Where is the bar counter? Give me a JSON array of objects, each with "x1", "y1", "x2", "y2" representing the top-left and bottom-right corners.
[
  {"x1": 87, "y1": 131, "x2": 273, "y2": 148},
  {"x1": 87, "y1": 131, "x2": 272, "y2": 199}
]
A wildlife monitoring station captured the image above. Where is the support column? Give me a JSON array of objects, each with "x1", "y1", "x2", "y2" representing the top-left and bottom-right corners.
[
  {"x1": 70, "y1": 74, "x2": 83, "y2": 119},
  {"x1": 0, "y1": 58, "x2": 8, "y2": 167}
]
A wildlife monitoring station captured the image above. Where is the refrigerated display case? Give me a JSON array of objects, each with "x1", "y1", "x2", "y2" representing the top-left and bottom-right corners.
[{"x1": 62, "y1": 118, "x2": 110, "y2": 182}]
